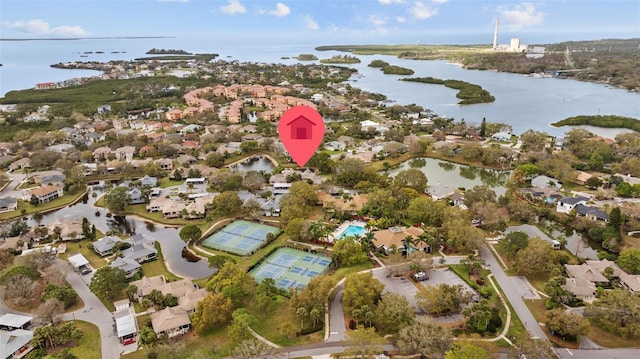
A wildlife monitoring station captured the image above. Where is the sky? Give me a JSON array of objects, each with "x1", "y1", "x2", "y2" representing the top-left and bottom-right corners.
[{"x1": 1, "y1": 0, "x2": 639, "y2": 44}]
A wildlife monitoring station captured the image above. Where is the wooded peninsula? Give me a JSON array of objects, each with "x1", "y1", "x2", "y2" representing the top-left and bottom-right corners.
[{"x1": 401, "y1": 77, "x2": 495, "y2": 105}]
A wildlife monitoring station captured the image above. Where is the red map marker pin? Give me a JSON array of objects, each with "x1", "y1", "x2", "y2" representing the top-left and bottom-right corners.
[{"x1": 278, "y1": 105, "x2": 325, "y2": 167}]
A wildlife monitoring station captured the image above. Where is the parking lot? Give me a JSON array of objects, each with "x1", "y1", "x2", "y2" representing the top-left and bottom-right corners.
[{"x1": 373, "y1": 267, "x2": 479, "y2": 319}]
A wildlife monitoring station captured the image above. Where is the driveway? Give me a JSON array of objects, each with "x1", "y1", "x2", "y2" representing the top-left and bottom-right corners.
[
  {"x1": 327, "y1": 285, "x2": 347, "y2": 342},
  {"x1": 61, "y1": 261, "x2": 127, "y2": 359},
  {"x1": 372, "y1": 268, "x2": 421, "y2": 313}
]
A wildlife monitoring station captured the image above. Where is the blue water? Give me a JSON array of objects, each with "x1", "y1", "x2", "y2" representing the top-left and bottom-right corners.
[{"x1": 339, "y1": 224, "x2": 365, "y2": 239}]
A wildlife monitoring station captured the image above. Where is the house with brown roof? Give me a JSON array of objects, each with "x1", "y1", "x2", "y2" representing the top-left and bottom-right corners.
[
  {"x1": 177, "y1": 288, "x2": 208, "y2": 314},
  {"x1": 563, "y1": 259, "x2": 640, "y2": 301},
  {"x1": 165, "y1": 109, "x2": 183, "y2": 121},
  {"x1": 29, "y1": 186, "x2": 63, "y2": 204},
  {"x1": 317, "y1": 191, "x2": 368, "y2": 213},
  {"x1": 115, "y1": 146, "x2": 136, "y2": 162},
  {"x1": 372, "y1": 226, "x2": 426, "y2": 254},
  {"x1": 150, "y1": 307, "x2": 191, "y2": 338}
]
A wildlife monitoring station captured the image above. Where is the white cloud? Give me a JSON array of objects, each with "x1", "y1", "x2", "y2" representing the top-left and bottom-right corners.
[
  {"x1": 1, "y1": 19, "x2": 88, "y2": 37},
  {"x1": 268, "y1": 3, "x2": 291, "y2": 17},
  {"x1": 369, "y1": 15, "x2": 388, "y2": 27},
  {"x1": 431, "y1": 0, "x2": 448, "y2": 4},
  {"x1": 379, "y1": 0, "x2": 405, "y2": 4},
  {"x1": 497, "y1": 2, "x2": 545, "y2": 30},
  {"x1": 302, "y1": 15, "x2": 319, "y2": 30},
  {"x1": 396, "y1": 16, "x2": 407, "y2": 23},
  {"x1": 220, "y1": 0, "x2": 246, "y2": 15},
  {"x1": 410, "y1": 1, "x2": 438, "y2": 20},
  {"x1": 157, "y1": 0, "x2": 188, "y2": 2}
]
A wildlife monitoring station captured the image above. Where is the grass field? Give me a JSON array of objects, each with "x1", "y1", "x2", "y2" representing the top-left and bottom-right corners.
[
  {"x1": 0, "y1": 191, "x2": 86, "y2": 220},
  {"x1": 44, "y1": 320, "x2": 101, "y2": 359}
]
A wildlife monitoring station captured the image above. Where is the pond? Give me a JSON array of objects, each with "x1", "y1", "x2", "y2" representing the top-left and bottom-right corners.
[
  {"x1": 386, "y1": 157, "x2": 512, "y2": 197},
  {"x1": 26, "y1": 190, "x2": 215, "y2": 279},
  {"x1": 229, "y1": 156, "x2": 276, "y2": 173}
]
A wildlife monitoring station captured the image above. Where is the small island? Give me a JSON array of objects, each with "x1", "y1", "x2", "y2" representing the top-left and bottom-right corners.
[
  {"x1": 401, "y1": 77, "x2": 495, "y2": 104},
  {"x1": 319, "y1": 55, "x2": 361, "y2": 64},
  {"x1": 134, "y1": 53, "x2": 218, "y2": 61},
  {"x1": 296, "y1": 54, "x2": 318, "y2": 61},
  {"x1": 146, "y1": 48, "x2": 192, "y2": 55},
  {"x1": 381, "y1": 65, "x2": 415, "y2": 75},
  {"x1": 281, "y1": 56, "x2": 290, "y2": 60},
  {"x1": 368, "y1": 59, "x2": 390, "y2": 68},
  {"x1": 552, "y1": 115, "x2": 640, "y2": 132}
]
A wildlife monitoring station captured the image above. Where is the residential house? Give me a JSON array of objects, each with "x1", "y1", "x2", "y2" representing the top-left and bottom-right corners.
[
  {"x1": 272, "y1": 182, "x2": 292, "y2": 196},
  {"x1": 28, "y1": 186, "x2": 63, "y2": 204},
  {"x1": 156, "y1": 158, "x2": 174, "y2": 171},
  {"x1": 556, "y1": 196, "x2": 589, "y2": 214},
  {"x1": 360, "y1": 120, "x2": 389, "y2": 134},
  {"x1": 165, "y1": 109, "x2": 183, "y2": 121},
  {"x1": 575, "y1": 171, "x2": 594, "y2": 186},
  {"x1": 426, "y1": 184, "x2": 455, "y2": 201},
  {"x1": 0, "y1": 329, "x2": 34, "y2": 359},
  {"x1": 146, "y1": 132, "x2": 164, "y2": 144},
  {"x1": 316, "y1": 191, "x2": 368, "y2": 213},
  {"x1": 67, "y1": 253, "x2": 91, "y2": 274},
  {"x1": 373, "y1": 226, "x2": 426, "y2": 255},
  {"x1": 115, "y1": 146, "x2": 136, "y2": 162},
  {"x1": 177, "y1": 288, "x2": 208, "y2": 314},
  {"x1": 562, "y1": 277, "x2": 597, "y2": 301},
  {"x1": 93, "y1": 236, "x2": 121, "y2": 257},
  {"x1": 573, "y1": 204, "x2": 609, "y2": 222},
  {"x1": 93, "y1": 146, "x2": 112, "y2": 161},
  {"x1": 450, "y1": 193, "x2": 467, "y2": 209},
  {"x1": 150, "y1": 307, "x2": 191, "y2": 338},
  {"x1": 110, "y1": 257, "x2": 141, "y2": 278},
  {"x1": 505, "y1": 224, "x2": 561, "y2": 250},
  {"x1": 130, "y1": 275, "x2": 168, "y2": 300},
  {"x1": 122, "y1": 243, "x2": 158, "y2": 263},
  {"x1": 8, "y1": 158, "x2": 30, "y2": 172},
  {"x1": 490, "y1": 131, "x2": 512, "y2": 142},
  {"x1": 97, "y1": 104, "x2": 112, "y2": 114},
  {"x1": 531, "y1": 175, "x2": 562, "y2": 191},
  {"x1": 0, "y1": 197, "x2": 17, "y2": 213}
]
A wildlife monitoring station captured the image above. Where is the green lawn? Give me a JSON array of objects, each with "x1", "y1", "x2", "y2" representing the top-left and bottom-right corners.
[
  {"x1": 0, "y1": 191, "x2": 86, "y2": 220},
  {"x1": 62, "y1": 241, "x2": 110, "y2": 270},
  {"x1": 44, "y1": 320, "x2": 101, "y2": 359},
  {"x1": 140, "y1": 243, "x2": 180, "y2": 282}
]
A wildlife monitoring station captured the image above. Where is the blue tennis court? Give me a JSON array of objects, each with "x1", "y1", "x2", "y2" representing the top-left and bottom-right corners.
[
  {"x1": 201, "y1": 220, "x2": 281, "y2": 256},
  {"x1": 249, "y1": 248, "x2": 332, "y2": 290}
]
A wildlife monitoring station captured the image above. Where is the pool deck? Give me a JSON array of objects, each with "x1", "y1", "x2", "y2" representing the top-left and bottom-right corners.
[{"x1": 328, "y1": 220, "x2": 367, "y2": 243}]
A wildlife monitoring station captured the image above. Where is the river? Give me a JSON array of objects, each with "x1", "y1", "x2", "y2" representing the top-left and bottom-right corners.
[{"x1": 26, "y1": 190, "x2": 215, "y2": 279}]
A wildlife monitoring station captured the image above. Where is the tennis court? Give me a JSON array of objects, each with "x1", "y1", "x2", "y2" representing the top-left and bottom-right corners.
[
  {"x1": 201, "y1": 220, "x2": 280, "y2": 256},
  {"x1": 249, "y1": 247, "x2": 332, "y2": 290}
]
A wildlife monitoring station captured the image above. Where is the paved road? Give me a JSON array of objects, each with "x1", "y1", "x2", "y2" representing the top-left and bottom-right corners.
[
  {"x1": 61, "y1": 262, "x2": 126, "y2": 359},
  {"x1": 479, "y1": 244, "x2": 546, "y2": 339},
  {"x1": 327, "y1": 285, "x2": 347, "y2": 342},
  {"x1": 1, "y1": 172, "x2": 27, "y2": 198},
  {"x1": 557, "y1": 348, "x2": 640, "y2": 359}
]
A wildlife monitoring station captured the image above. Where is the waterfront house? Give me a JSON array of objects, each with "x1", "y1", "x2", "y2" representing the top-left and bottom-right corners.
[
  {"x1": 93, "y1": 235, "x2": 121, "y2": 257},
  {"x1": 531, "y1": 175, "x2": 562, "y2": 191},
  {"x1": 122, "y1": 243, "x2": 157, "y2": 263},
  {"x1": 29, "y1": 186, "x2": 63, "y2": 204},
  {"x1": 110, "y1": 257, "x2": 141, "y2": 278},
  {"x1": 426, "y1": 184, "x2": 454, "y2": 201},
  {"x1": 556, "y1": 196, "x2": 589, "y2": 214},
  {"x1": 177, "y1": 288, "x2": 208, "y2": 314},
  {"x1": 573, "y1": 204, "x2": 609, "y2": 222},
  {"x1": 490, "y1": 131, "x2": 511, "y2": 142}
]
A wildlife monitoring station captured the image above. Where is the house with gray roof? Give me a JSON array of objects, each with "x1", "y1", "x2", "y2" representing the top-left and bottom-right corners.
[
  {"x1": 556, "y1": 196, "x2": 589, "y2": 214},
  {"x1": 139, "y1": 175, "x2": 158, "y2": 187},
  {"x1": 426, "y1": 184, "x2": 455, "y2": 201},
  {"x1": 574, "y1": 204, "x2": 609, "y2": 223},
  {"x1": 0, "y1": 314, "x2": 33, "y2": 331},
  {"x1": 93, "y1": 236, "x2": 121, "y2": 257},
  {"x1": 110, "y1": 257, "x2": 141, "y2": 278},
  {"x1": 531, "y1": 175, "x2": 562, "y2": 191},
  {"x1": 122, "y1": 243, "x2": 157, "y2": 263},
  {"x1": 0, "y1": 329, "x2": 34, "y2": 359},
  {"x1": 0, "y1": 197, "x2": 17, "y2": 213}
]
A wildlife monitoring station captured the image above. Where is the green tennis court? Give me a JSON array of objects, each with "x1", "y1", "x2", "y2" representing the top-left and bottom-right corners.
[
  {"x1": 201, "y1": 220, "x2": 280, "y2": 256},
  {"x1": 249, "y1": 247, "x2": 332, "y2": 290}
]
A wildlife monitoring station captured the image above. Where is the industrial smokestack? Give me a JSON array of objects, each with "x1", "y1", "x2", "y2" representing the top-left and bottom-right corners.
[{"x1": 493, "y1": 18, "x2": 499, "y2": 49}]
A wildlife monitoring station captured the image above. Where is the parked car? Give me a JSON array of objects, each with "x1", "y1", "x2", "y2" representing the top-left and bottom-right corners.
[{"x1": 412, "y1": 271, "x2": 429, "y2": 281}]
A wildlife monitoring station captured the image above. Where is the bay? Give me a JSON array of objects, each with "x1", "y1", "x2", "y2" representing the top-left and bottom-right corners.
[{"x1": 1, "y1": 37, "x2": 638, "y2": 138}]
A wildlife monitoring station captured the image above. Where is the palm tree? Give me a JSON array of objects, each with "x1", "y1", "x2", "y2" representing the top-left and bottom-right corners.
[
  {"x1": 296, "y1": 307, "x2": 308, "y2": 330},
  {"x1": 308, "y1": 220, "x2": 327, "y2": 243}
]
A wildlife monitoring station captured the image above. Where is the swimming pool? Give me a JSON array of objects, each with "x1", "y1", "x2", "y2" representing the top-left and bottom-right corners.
[{"x1": 337, "y1": 223, "x2": 365, "y2": 239}]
